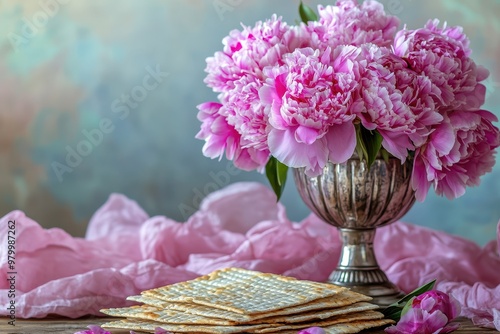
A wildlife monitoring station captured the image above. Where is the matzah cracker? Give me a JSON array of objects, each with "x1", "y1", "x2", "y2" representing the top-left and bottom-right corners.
[
  {"x1": 276, "y1": 319, "x2": 394, "y2": 334},
  {"x1": 141, "y1": 267, "x2": 346, "y2": 314},
  {"x1": 102, "y1": 318, "x2": 278, "y2": 334},
  {"x1": 127, "y1": 294, "x2": 258, "y2": 322},
  {"x1": 102, "y1": 316, "x2": 393, "y2": 334},
  {"x1": 129, "y1": 289, "x2": 372, "y2": 323},
  {"x1": 248, "y1": 302, "x2": 378, "y2": 324},
  {"x1": 252, "y1": 290, "x2": 373, "y2": 321},
  {"x1": 254, "y1": 310, "x2": 384, "y2": 333},
  {"x1": 100, "y1": 304, "x2": 237, "y2": 325},
  {"x1": 102, "y1": 301, "x2": 378, "y2": 328}
]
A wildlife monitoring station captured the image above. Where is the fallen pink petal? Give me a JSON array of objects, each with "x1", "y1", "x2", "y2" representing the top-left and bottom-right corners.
[
  {"x1": 74, "y1": 325, "x2": 111, "y2": 334},
  {"x1": 297, "y1": 326, "x2": 326, "y2": 334}
]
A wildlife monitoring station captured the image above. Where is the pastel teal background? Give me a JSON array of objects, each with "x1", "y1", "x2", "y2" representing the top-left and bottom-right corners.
[{"x1": 0, "y1": 0, "x2": 499, "y2": 244}]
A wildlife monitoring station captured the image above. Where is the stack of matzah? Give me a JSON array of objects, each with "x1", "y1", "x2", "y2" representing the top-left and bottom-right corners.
[{"x1": 101, "y1": 268, "x2": 393, "y2": 333}]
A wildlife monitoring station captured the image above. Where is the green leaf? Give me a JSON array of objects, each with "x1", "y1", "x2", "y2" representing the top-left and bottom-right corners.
[
  {"x1": 382, "y1": 279, "x2": 436, "y2": 321},
  {"x1": 381, "y1": 147, "x2": 390, "y2": 163},
  {"x1": 355, "y1": 124, "x2": 368, "y2": 162},
  {"x1": 299, "y1": 1, "x2": 318, "y2": 23},
  {"x1": 401, "y1": 296, "x2": 415, "y2": 317},
  {"x1": 366, "y1": 131, "x2": 383, "y2": 167},
  {"x1": 358, "y1": 125, "x2": 383, "y2": 168},
  {"x1": 396, "y1": 279, "x2": 436, "y2": 306},
  {"x1": 382, "y1": 305, "x2": 404, "y2": 322},
  {"x1": 265, "y1": 156, "x2": 288, "y2": 201}
]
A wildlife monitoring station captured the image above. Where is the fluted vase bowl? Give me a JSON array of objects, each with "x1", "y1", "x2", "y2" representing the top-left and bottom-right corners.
[{"x1": 293, "y1": 156, "x2": 415, "y2": 306}]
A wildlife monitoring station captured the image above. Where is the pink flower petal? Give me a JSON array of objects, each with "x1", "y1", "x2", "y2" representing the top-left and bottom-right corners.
[
  {"x1": 380, "y1": 131, "x2": 413, "y2": 161},
  {"x1": 74, "y1": 325, "x2": 111, "y2": 334},
  {"x1": 424, "y1": 310, "x2": 451, "y2": 332},
  {"x1": 429, "y1": 122, "x2": 455, "y2": 155},
  {"x1": 412, "y1": 154, "x2": 432, "y2": 202},
  {"x1": 295, "y1": 126, "x2": 320, "y2": 145},
  {"x1": 268, "y1": 128, "x2": 328, "y2": 172},
  {"x1": 259, "y1": 84, "x2": 279, "y2": 105},
  {"x1": 297, "y1": 327, "x2": 326, "y2": 334},
  {"x1": 325, "y1": 122, "x2": 356, "y2": 164}
]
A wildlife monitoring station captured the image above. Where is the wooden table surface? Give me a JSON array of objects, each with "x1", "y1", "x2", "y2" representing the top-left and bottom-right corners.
[{"x1": 0, "y1": 316, "x2": 496, "y2": 334}]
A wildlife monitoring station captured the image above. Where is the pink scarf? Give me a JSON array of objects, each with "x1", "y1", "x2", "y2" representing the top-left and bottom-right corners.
[{"x1": 1, "y1": 182, "x2": 498, "y2": 330}]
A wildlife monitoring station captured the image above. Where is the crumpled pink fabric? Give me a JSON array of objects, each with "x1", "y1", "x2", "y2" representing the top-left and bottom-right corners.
[{"x1": 0, "y1": 182, "x2": 499, "y2": 330}]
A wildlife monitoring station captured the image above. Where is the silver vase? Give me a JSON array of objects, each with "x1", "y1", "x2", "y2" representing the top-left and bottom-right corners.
[{"x1": 293, "y1": 156, "x2": 415, "y2": 306}]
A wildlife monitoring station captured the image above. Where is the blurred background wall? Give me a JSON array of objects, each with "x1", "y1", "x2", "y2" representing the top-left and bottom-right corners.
[{"x1": 0, "y1": 0, "x2": 499, "y2": 245}]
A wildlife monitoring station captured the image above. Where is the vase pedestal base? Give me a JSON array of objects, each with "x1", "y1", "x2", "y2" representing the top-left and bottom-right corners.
[
  {"x1": 328, "y1": 229, "x2": 404, "y2": 307},
  {"x1": 329, "y1": 266, "x2": 404, "y2": 307},
  {"x1": 328, "y1": 274, "x2": 403, "y2": 306}
]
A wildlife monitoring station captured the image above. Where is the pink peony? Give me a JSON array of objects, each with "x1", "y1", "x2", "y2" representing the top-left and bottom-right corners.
[
  {"x1": 196, "y1": 102, "x2": 239, "y2": 160},
  {"x1": 411, "y1": 290, "x2": 461, "y2": 320},
  {"x1": 387, "y1": 57, "x2": 444, "y2": 148},
  {"x1": 195, "y1": 102, "x2": 269, "y2": 171},
  {"x1": 394, "y1": 20, "x2": 489, "y2": 112},
  {"x1": 202, "y1": 15, "x2": 304, "y2": 165},
  {"x1": 424, "y1": 19, "x2": 471, "y2": 57},
  {"x1": 351, "y1": 45, "x2": 418, "y2": 160},
  {"x1": 385, "y1": 290, "x2": 461, "y2": 334},
  {"x1": 385, "y1": 308, "x2": 460, "y2": 334},
  {"x1": 259, "y1": 46, "x2": 358, "y2": 175},
  {"x1": 305, "y1": 0, "x2": 399, "y2": 51},
  {"x1": 204, "y1": 15, "x2": 297, "y2": 94},
  {"x1": 224, "y1": 74, "x2": 269, "y2": 150},
  {"x1": 197, "y1": 1, "x2": 500, "y2": 200},
  {"x1": 412, "y1": 109, "x2": 500, "y2": 201}
]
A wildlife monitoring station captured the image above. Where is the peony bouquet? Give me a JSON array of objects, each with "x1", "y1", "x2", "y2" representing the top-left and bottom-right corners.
[{"x1": 197, "y1": 0, "x2": 500, "y2": 201}]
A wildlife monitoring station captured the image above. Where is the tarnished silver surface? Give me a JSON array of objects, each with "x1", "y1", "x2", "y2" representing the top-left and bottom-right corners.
[{"x1": 293, "y1": 156, "x2": 415, "y2": 306}]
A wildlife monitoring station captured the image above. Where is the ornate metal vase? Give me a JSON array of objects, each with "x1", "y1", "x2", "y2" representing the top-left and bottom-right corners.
[{"x1": 293, "y1": 156, "x2": 415, "y2": 306}]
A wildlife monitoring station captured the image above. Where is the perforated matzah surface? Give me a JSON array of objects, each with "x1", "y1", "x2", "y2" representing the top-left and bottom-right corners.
[
  {"x1": 127, "y1": 294, "x2": 256, "y2": 322},
  {"x1": 141, "y1": 267, "x2": 346, "y2": 314},
  {"x1": 130, "y1": 288, "x2": 372, "y2": 323}
]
